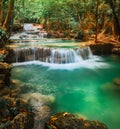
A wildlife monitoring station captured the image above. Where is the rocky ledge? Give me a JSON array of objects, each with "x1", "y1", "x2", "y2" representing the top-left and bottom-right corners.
[
  {"x1": 44, "y1": 112, "x2": 108, "y2": 129},
  {"x1": 0, "y1": 62, "x2": 12, "y2": 69},
  {"x1": 89, "y1": 43, "x2": 120, "y2": 55}
]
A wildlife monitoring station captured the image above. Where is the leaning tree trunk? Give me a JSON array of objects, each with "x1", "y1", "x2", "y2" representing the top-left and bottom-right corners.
[
  {"x1": 95, "y1": 0, "x2": 99, "y2": 43},
  {"x1": 2, "y1": 0, "x2": 14, "y2": 32},
  {"x1": 0, "y1": 0, "x2": 2, "y2": 27},
  {"x1": 109, "y1": 0, "x2": 120, "y2": 40}
]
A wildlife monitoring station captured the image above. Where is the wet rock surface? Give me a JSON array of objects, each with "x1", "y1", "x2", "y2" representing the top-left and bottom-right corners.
[
  {"x1": 44, "y1": 112, "x2": 108, "y2": 129},
  {"x1": 89, "y1": 43, "x2": 114, "y2": 55},
  {"x1": 112, "y1": 44, "x2": 120, "y2": 55},
  {"x1": 10, "y1": 23, "x2": 47, "y2": 40},
  {"x1": 0, "y1": 62, "x2": 35, "y2": 129},
  {"x1": 89, "y1": 43, "x2": 120, "y2": 55},
  {"x1": 0, "y1": 62, "x2": 12, "y2": 89},
  {"x1": 0, "y1": 97, "x2": 34, "y2": 129}
]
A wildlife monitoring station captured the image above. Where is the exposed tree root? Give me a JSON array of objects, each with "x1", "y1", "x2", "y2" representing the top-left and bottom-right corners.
[{"x1": 95, "y1": 34, "x2": 120, "y2": 44}]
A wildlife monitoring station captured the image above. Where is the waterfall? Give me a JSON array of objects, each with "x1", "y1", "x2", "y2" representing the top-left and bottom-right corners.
[
  {"x1": 12, "y1": 46, "x2": 93, "y2": 64},
  {"x1": 48, "y1": 48, "x2": 83, "y2": 64},
  {"x1": 76, "y1": 46, "x2": 93, "y2": 60}
]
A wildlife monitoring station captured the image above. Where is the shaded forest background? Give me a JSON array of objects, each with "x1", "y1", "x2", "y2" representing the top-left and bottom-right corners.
[{"x1": 0, "y1": 0, "x2": 120, "y2": 42}]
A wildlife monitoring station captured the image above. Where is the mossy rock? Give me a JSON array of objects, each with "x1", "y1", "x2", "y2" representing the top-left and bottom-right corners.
[{"x1": 44, "y1": 112, "x2": 108, "y2": 129}]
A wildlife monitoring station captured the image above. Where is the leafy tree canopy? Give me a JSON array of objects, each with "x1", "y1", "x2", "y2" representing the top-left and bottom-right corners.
[{"x1": 1, "y1": 0, "x2": 120, "y2": 40}]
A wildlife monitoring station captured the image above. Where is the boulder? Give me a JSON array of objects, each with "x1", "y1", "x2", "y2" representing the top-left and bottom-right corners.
[
  {"x1": 0, "y1": 97, "x2": 34, "y2": 129},
  {"x1": 0, "y1": 113, "x2": 34, "y2": 129},
  {"x1": 11, "y1": 112, "x2": 34, "y2": 129},
  {"x1": 44, "y1": 112, "x2": 108, "y2": 129}
]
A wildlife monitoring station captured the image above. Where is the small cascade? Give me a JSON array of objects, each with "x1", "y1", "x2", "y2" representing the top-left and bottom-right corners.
[
  {"x1": 77, "y1": 46, "x2": 93, "y2": 60},
  {"x1": 10, "y1": 23, "x2": 47, "y2": 40},
  {"x1": 14, "y1": 48, "x2": 36, "y2": 62},
  {"x1": 12, "y1": 46, "x2": 93, "y2": 64},
  {"x1": 48, "y1": 49, "x2": 83, "y2": 64}
]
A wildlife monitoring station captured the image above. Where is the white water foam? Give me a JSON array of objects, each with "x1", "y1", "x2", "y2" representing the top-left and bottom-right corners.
[{"x1": 12, "y1": 56, "x2": 110, "y2": 70}]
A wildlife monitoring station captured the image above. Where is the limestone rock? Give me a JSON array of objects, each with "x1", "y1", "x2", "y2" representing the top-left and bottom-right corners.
[{"x1": 44, "y1": 112, "x2": 108, "y2": 129}]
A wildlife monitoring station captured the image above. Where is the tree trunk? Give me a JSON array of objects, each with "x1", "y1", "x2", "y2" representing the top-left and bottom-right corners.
[
  {"x1": 0, "y1": 0, "x2": 2, "y2": 27},
  {"x1": 73, "y1": 5, "x2": 81, "y2": 24},
  {"x1": 95, "y1": 0, "x2": 99, "y2": 42},
  {"x1": 109, "y1": 0, "x2": 120, "y2": 40},
  {"x1": 2, "y1": 0, "x2": 14, "y2": 32}
]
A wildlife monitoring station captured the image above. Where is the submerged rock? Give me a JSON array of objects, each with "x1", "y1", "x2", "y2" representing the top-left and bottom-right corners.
[
  {"x1": 113, "y1": 77, "x2": 120, "y2": 87},
  {"x1": 102, "y1": 77, "x2": 120, "y2": 92},
  {"x1": 21, "y1": 93, "x2": 55, "y2": 129},
  {"x1": 44, "y1": 112, "x2": 108, "y2": 129}
]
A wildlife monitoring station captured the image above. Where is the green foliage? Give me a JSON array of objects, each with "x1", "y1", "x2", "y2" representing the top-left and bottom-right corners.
[
  {"x1": 0, "y1": 52, "x2": 6, "y2": 61},
  {"x1": 14, "y1": 0, "x2": 43, "y2": 23},
  {"x1": 0, "y1": 28, "x2": 9, "y2": 48},
  {"x1": 1, "y1": 0, "x2": 120, "y2": 38}
]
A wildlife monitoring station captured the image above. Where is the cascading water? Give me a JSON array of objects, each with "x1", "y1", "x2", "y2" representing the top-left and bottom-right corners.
[
  {"x1": 9, "y1": 24, "x2": 120, "y2": 129},
  {"x1": 48, "y1": 47, "x2": 93, "y2": 64},
  {"x1": 49, "y1": 48, "x2": 82, "y2": 64},
  {"x1": 12, "y1": 46, "x2": 93, "y2": 64},
  {"x1": 10, "y1": 23, "x2": 93, "y2": 64}
]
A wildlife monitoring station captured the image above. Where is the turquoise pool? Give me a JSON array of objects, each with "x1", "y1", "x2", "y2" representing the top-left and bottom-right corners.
[{"x1": 11, "y1": 55, "x2": 120, "y2": 129}]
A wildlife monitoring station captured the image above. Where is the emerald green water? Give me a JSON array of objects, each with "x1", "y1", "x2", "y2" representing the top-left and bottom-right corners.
[{"x1": 11, "y1": 55, "x2": 120, "y2": 129}]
